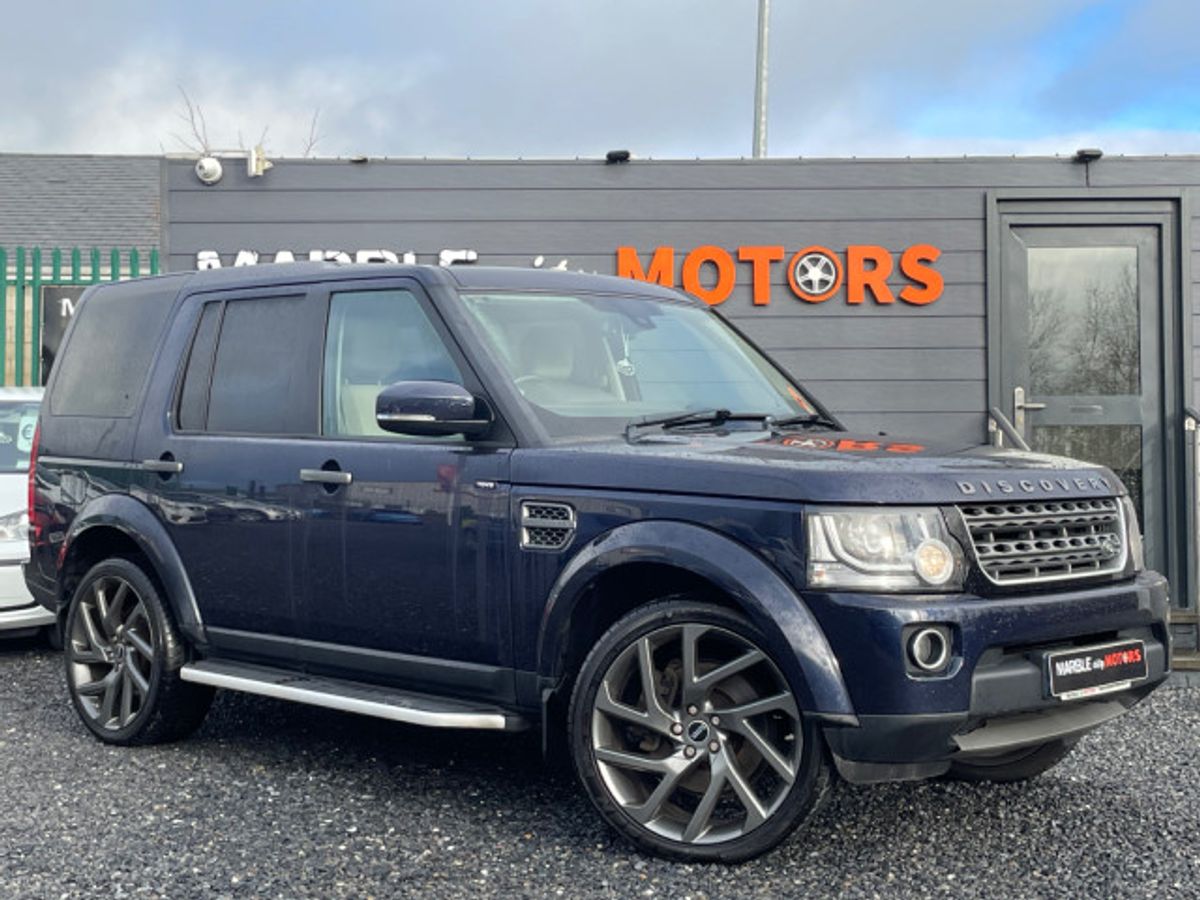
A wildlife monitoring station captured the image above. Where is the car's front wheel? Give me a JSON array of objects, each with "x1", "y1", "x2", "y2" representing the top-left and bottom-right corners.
[
  {"x1": 64, "y1": 557, "x2": 213, "y2": 745},
  {"x1": 569, "y1": 599, "x2": 831, "y2": 862}
]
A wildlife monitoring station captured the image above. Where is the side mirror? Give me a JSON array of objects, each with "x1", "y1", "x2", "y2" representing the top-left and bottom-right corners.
[{"x1": 375, "y1": 381, "x2": 493, "y2": 438}]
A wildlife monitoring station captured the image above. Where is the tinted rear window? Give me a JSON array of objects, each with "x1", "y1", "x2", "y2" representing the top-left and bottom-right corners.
[
  {"x1": 206, "y1": 295, "x2": 318, "y2": 435},
  {"x1": 50, "y1": 279, "x2": 181, "y2": 417}
]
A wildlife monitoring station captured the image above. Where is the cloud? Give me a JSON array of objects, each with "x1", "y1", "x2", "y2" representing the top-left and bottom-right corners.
[
  {"x1": 1, "y1": 46, "x2": 440, "y2": 157},
  {"x1": 0, "y1": 0, "x2": 1197, "y2": 159}
]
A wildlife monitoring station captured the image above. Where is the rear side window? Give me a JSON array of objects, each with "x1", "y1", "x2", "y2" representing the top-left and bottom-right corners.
[
  {"x1": 176, "y1": 303, "x2": 222, "y2": 431},
  {"x1": 51, "y1": 279, "x2": 179, "y2": 417},
  {"x1": 205, "y1": 295, "x2": 319, "y2": 435}
]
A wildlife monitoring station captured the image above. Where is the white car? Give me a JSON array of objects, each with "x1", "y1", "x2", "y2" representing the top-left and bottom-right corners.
[{"x1": 0, "y1": 387, "x2": 53, "y2": 641}]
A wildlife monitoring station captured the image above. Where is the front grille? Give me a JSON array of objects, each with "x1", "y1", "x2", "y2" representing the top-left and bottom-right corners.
[
  {"x1": 520, "y1": 501, "x2": 576, "y2": 551},
  {"x1": 958, "y1": 498, "x2": 1126, "y2": 586}
]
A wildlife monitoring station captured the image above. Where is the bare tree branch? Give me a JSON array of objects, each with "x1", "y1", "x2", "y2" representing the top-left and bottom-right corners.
[
  {"x1": 174, "y1": 85, "x2": 211, "y2": 154},
  {"x1": 168, "y1": 131, "x2": 204, "y2": 154},
  {"x1": 300, "y1": 109, "x2": 322, "y2": 158}
]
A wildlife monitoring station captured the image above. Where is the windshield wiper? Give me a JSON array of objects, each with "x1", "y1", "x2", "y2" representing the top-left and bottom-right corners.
[
  {"x1": 625, "y1": 409, "x2": 772, "y2": 442},
  {"x1": 769, "y1": 412, "x2": 841, "y2": 431}
]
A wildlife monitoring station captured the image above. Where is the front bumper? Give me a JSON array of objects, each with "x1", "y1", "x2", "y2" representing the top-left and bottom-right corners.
[{"x1": 807, "y1": 570, "x2": 1171, "y2": 783}]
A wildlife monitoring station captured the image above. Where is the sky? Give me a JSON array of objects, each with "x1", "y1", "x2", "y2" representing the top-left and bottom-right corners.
[{"x1": 2, "y1": 0, "x2": 1198, "y2": 160}]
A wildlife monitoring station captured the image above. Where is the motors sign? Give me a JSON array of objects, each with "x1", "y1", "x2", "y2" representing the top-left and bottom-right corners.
[
  {"x1": 617, "y1": 244, "x2": 944, "y2": 306},
  {"x1": 194, "y1": 241, "x2": 944, "y2": 309}
]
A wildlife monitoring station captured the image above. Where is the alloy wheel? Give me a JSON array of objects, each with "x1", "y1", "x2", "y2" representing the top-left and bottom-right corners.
[
  {"x1": 68, "y1": 575, "x2": 156, "y2": 731},
  {"x1": 590, "y1": 623, "x2": 802, "y2": 845}
]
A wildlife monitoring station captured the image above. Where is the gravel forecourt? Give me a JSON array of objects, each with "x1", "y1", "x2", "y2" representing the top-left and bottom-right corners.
[{"x1": 0, "y1": 638, "x2": 1197, "y2": 899}]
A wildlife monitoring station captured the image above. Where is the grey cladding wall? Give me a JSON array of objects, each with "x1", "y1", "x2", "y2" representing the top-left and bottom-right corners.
[{"x1": 164, "y1": 156, "x2": 1200, "y2": 444}]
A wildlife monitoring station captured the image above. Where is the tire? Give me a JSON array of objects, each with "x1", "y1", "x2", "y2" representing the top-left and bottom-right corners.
[
  {"x1": 947, "y1": 738, "x2": 1077, "y2": 783},
  {"x1": 64, "y1": 557, "x2": 214, "y2": 745},
  {"x1": 569, "y1": 599, "x2": 831, "y2": 863}
]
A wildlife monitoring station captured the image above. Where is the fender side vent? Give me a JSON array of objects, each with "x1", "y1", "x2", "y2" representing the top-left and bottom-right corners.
[{"x1": 520, "y1": 501, "x2": 576, "y2": 551}]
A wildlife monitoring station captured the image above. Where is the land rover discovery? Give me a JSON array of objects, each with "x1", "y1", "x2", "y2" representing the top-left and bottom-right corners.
[{"x1": 25, "y1": 264, "x2": 1169, "y2": 862}]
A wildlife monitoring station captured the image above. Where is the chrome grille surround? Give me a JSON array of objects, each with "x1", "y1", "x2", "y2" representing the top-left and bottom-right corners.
[
  {"x1": 520, "y1": 501, "x2": 576, "y2": 551},
  {"x1": 957, "y1": 497, "x2": 1127, "y2": 587}
]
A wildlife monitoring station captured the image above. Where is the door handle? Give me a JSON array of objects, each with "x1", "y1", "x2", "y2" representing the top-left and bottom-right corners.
[
  {"x1": 300, "y1": 468, "x2": 352, "y2": 485},
  {"x1": 141, "y1": 458, "x2": 183, "y2": 474},
  {"x1": 1013, "y1": 386, "x2": 1046, "y2": 436}
]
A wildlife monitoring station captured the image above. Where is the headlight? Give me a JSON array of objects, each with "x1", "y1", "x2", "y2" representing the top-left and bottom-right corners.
[
  {"x1": 1120, "y1": 496, "x2": 1144, "y2": 572},
  {"x1": 807, "y1": 507, "x2": 966, "y2": 592},
  {"x1": 0, "y1": 509, "x2": 28, "y2": 542}
]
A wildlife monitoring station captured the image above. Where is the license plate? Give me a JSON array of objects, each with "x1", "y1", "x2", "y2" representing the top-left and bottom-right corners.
[{"x1": 1045, "y1": 640, "x2": 1147, "y2": 701}]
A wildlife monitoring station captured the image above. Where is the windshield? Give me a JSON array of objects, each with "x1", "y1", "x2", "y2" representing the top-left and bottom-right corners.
[
  {"x1": 460, "y1": 292, "x2": 817, "y2": 440},
  {"x1": 0, "y1": 399, "x2": 40, "y2": 471}
]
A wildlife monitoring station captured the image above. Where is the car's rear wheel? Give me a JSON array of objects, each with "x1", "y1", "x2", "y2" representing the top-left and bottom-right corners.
[
  {"x1": 569, "y1": 600, "x2": 830, "y2": 862},
  {"x1": 64, "y1": 557, "x2": 213, "y2": 745},
  {"x1": 947, "y1": 738, "x2": 1077, "y2": 783}
]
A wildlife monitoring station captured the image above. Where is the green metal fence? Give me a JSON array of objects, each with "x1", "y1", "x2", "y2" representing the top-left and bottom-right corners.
[{"x1": 1, "y1": 246, "x2": 160, "y2": 386}]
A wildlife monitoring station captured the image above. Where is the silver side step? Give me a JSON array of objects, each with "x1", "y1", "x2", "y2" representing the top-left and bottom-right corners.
[{"x1": 180, "y1": 659, "x2": 524, "y2": 731}]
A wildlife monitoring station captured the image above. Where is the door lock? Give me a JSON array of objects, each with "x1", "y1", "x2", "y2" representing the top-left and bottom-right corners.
[{"x1": 1013, "y1": 386, "x2": 1046, "y2": 436}]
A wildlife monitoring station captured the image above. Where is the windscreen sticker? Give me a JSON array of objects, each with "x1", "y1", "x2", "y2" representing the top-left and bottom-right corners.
[{"x1": 17, "y1": 415, "x2": 36, "y2": 453}]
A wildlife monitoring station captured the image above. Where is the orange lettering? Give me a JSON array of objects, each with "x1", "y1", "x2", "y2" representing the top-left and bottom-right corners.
[
  {"x1": 737, "y1": 245, "x2": 785, "y2": 305},
  {"x1": 682, "y1": 245, "x2": 736, "y2": 306},
  {"x1": 837, "y1": 439, "x2": 879, "y2": 451},
  {"x1": 899, "y1": 244, "x2": 943, "y2": 305},
  {"x1": 617, "y1": 246, "x2": 675, "y2": 286},
  {"x1": 846, "y1": 245, "x2": 895, "y2": 304}
]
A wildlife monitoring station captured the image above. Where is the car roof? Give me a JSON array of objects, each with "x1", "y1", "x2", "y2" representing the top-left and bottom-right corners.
[
  {"x1": 94, "y1": 263, "x2": 694, "y2": 304},
  {"x1": 0, "y1": 387, "x2": 43, "y2": 400},
  {"x1": 444, "y1": 265, "x2": 690, "y2": 301}
]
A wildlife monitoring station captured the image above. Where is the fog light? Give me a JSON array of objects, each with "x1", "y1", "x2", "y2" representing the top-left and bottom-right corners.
[
  {"x1": 913, "y1": 538, "x2": 954, "y2": 586},
  {"x1": 908, "y1": 627, "x2": 950, "y2": 673}
]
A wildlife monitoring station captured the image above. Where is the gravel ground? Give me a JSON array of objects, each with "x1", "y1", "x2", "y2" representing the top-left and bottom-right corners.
[{"x1": 0, "y1": 638, "x2": 1197, "y2": 899}]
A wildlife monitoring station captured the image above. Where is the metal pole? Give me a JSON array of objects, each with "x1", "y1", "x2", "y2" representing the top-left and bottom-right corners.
[{"x1": 752, "y1": 0, "x2": 770, "y2": 158}]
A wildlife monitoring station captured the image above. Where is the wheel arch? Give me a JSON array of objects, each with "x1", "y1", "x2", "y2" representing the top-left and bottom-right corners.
[
  {"x1": 537, "y1": 519, "x2": 855, "y2": 719},
  {"x1": 58, "y1": 493, "x2": 205, "y2": 645}
]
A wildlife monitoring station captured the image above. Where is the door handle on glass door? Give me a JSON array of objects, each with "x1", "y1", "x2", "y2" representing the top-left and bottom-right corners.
[
  {"x1": 141, "y1": 459, "x2": 183, "y2": 474},
  {"x1": 300, "y1": 468, "x2": 353, "y2": 485},
  {"x1": 1013, "y1": 386, "x2": 1046, "y2": 436}
]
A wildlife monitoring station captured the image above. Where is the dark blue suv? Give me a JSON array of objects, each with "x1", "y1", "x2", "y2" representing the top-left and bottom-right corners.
[{"x1": 26, "y1": 264, "x2": 1169, "y2": 861}]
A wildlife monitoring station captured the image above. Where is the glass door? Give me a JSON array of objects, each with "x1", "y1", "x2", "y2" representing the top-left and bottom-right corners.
[{"x1": 1000, "y1": 224, "x2": 1165, "y2": 574}]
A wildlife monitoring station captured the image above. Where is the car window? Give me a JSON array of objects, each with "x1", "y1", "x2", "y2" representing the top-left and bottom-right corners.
[
  {"x1": 461, "y1": 292, "x2": 814, "y2": 440},
  {"x1": 206, "y1": 296, "x2": 320, "y2": 435},
  {"x1": 322, "y1": 289, "x2": 463, "y2": 438},
  {"x1": 0, "y1": 400, "x2": 41, "y2": 471},
  {"x1": 50, "y1": 278, "x2": 180, "y2": 417},
  {"x1": 176, "y1": 302, "x2": 222, "y2": 431}
]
